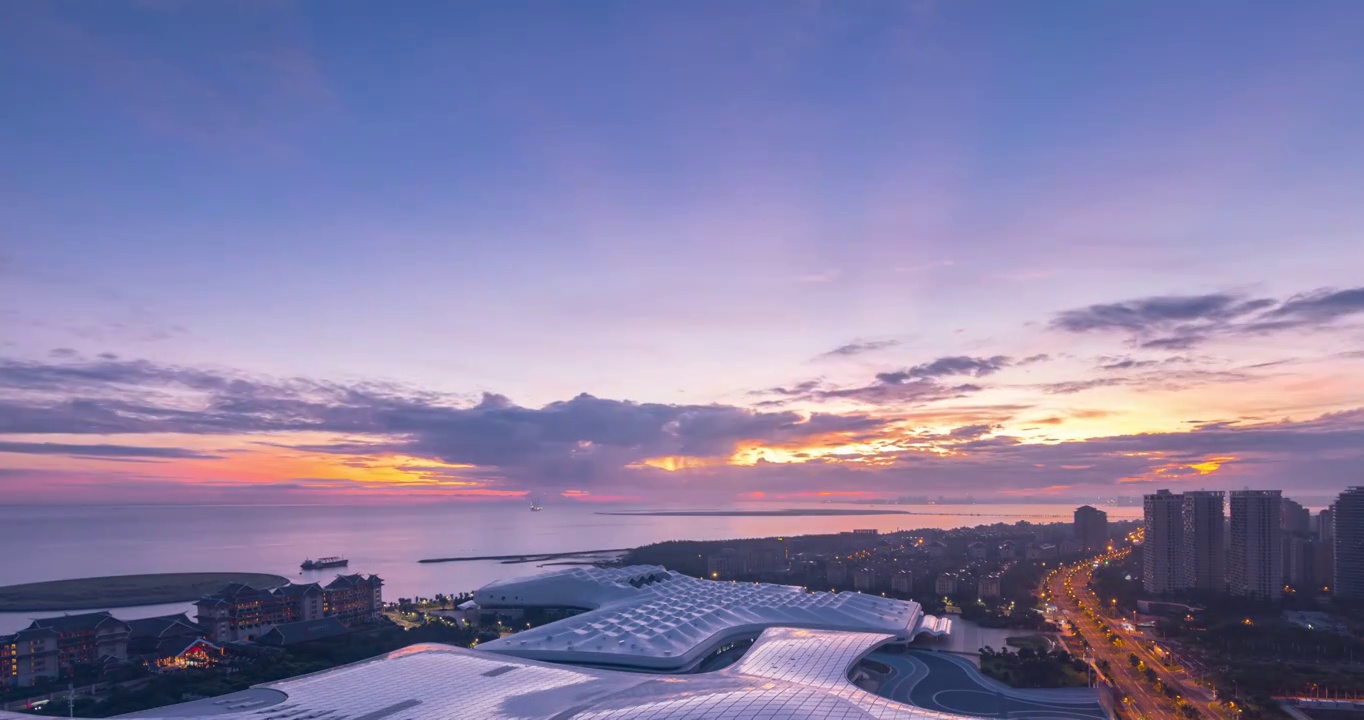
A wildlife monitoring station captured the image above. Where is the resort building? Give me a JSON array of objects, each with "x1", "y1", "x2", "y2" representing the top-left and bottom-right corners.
[
  {"x1": 196, "y1": 576, "x2": 383, "y2": 643},
  {"x1": 0, "y1": 627, "x2": 59, "y2": 688},
  {"x1": 126, "y1": 613, "x2": 218, "y2": 670},
  {"x1": 323, "y1": 574, "x2": 384, "y2": 626},
  {"x1": 23, "y1": 612, "x2": 129, "y2": 670}
]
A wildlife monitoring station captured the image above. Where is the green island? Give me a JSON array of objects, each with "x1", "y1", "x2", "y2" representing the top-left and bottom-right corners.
[{"x1": 0, "y1": 573, "x2": 289, "y2": 612}]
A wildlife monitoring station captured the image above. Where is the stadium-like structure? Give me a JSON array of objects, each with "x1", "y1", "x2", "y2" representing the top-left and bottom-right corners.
[
  {"x1": 0, "y1": 567, "x2": 983, "y2": 720},
  {"x1": 475, "y1": 565, "x2": 951, "y2": 671}
]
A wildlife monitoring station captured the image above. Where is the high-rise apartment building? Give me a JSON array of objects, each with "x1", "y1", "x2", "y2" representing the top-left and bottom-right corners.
[
  {"x1": 1182, "y1": 491, "x2": 1226, "y2": 592},
  {"x1": 1285, "y1": 535, "x2": 1318, "y2": 589},
  {"x1": 1334, "y1": 487, "x2": 1364, "y2": 599},
  {"x1": 1143, "y1": 490, "x2": 1185, "y2": 594},
  {"x1": 1229, "y1": 490, "x2": 1283, "y2": 599},
  {"x1": 1316, "y1": 508, "x2": 1334, "y2": 543},
  {"x1": 1074, "y1": 505, "x2": 1109, "y2": 553},
  {"x1": 1282, "y1": 498, "x2": 1311, "y2": 534}
]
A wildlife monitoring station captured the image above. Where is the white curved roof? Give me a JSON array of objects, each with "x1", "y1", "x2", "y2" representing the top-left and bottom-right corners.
[
  {"x1": 475, "y1": 565, "x2": 950, "y2": 670},
  {"x1": 10, "y1": 628, "x2": 970, "y2": 720}
]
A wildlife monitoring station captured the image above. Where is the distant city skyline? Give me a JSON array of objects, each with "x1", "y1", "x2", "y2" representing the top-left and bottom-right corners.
[{"x1": 2, "y1": 1, "x2": 1364, "y2": 504}]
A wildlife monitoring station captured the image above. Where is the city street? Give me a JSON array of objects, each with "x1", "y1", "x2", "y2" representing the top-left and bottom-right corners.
[{"x1": 1044, "y1": 548, "x2": 1232, "y2": 720}]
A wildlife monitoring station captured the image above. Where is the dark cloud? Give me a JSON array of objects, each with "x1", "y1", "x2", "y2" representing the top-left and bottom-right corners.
[
  {"x1": 1052, "y1": 287, "x2": 1364, "y2": 348},
  {"x1": 1052, "y1": 294, "x2": 1271, "y2": 334},
  {"x1": 819, "y1": 339, "x2": 899, "y2": 359},
  {"x1": 1257, "y1": 287, "x2": 1364, "y2": 326},
  {"x1": 946, "y1": 424, "x2": 995, "y2": 440},
  {"x1": 1041, "y1": 378, "x2": 1133, "y2": 395},
  {"x1": 810, "y1": 379, "x2": 982, "y2": 406},
  {"x1": 4, "y1": 354, "x2": 1360, "y2": 500},
  {"x1": 891, "y1": 355, "x2": 1013, "y2": 380},
  {"x1": 753, "y1": 380, "x2": 822, "y2": 397},
  {"x1": 1139, "y1": 335, "x2": 1204, "y2": 350},
  {"x1": 0, "y1": 441, "x2": 220, "y2": 459},
  {"x1": 1098, "y1": 358, "x2": 1157, "y2": 371},
  {"x1": 1096, "y1": 355, "x2": 1189, "y2": 371},
  {"x1": 0, "y1": 356, "x2": 899, "y2": 491}
]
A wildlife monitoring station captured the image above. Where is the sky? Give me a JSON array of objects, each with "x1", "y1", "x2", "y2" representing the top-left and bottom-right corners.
[{"x1": 2, "y1": 0, "x2": 1363, "y2": 506}]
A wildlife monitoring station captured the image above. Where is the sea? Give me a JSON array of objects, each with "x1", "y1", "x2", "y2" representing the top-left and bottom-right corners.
[{"x1": 0, "y1": 502, "x2": 1139, "y2": 634}]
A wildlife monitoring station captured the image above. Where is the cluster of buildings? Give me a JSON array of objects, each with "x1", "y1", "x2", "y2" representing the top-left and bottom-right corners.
[
  {"x1": 1, "y1": 611, "x2": 210, "y2": 689},
  {"x1": 0, "y1": 567, "x2": 981, "y2": 720},
  {"x1": 195, "y1": 573, "x2": 383, "y2": 643},
  {"x1": 1141, "y1": 486, "x2": 1364, "y2": 600},
  {"x1": 701, "y1": 522, "x2": 1123, "y2": 609},
  {"x1": 2, "y1": 574, "x2": 384, "y2": 689}
]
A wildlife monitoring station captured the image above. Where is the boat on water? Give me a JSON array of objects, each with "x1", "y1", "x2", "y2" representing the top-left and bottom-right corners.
[
  {"x1": 301, "y1": 556, "x2": 349, "y2": 570},
  {"x1": 530, "y1": 496, "x2": 543, "y2": 512}
]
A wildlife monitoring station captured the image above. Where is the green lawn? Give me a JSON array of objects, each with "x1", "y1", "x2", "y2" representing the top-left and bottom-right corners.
[{"x1": 0, "y1": 572, "x2": 289, "y2": 611}]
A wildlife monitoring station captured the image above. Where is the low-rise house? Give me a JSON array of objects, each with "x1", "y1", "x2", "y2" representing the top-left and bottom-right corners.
[
  {"x1": 967, "y1": 542, "x2": 988, "y2": 561},
  {"x1": 149, "y1": 638, "x2": 224, "y2": 670},
  {"x1": 978, "y1": 575, "x2": 1002, "y2": 600},
  {"x1": 934, "y1": 573, "x2": 959, "y2": 596},
  {"x1": 852, "y1": 567, "x2": 879, "y2": 592},
  {"x1": 890, "y1": 571, "x2": 914, "y2": 595},
  {"x1": 127, "y1": 613, "x2": 210, "y2": 667}
]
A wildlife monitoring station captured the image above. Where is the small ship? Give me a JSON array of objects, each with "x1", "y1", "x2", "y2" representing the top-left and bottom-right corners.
[
  {"x1": 530, "y1": 496, "x2": 544, "y2": 512},
  {"x1": 301, "y1": 556, "x2": 349, "y2": 571}
]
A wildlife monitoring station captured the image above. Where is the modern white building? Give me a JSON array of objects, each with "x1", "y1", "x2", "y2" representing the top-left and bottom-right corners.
[
  {"x1": 474, "y1": 565, "x2": 949, "y2": 671},
  {"x1": 0, "y1": 628, "x2": 990, "y2": 720}
]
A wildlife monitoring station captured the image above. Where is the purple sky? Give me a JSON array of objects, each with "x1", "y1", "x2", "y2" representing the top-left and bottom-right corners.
[{"x1": 2, "y1": 1, "x2": 1363, "y2": 504}]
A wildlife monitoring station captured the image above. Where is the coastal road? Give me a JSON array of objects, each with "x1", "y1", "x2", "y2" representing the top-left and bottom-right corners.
[{"x1": 1044, "y1": 550, "x2": 1230, "y2": 720}]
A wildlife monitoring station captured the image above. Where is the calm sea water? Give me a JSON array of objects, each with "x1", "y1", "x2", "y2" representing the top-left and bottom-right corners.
[{"x1": 0, "y1": 502, "x2": 1138, "y2": 633}]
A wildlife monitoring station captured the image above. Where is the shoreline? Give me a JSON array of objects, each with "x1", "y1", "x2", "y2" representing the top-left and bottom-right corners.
[{"x1": 0, "y1": 572, "x2": 289, "y2": 612}]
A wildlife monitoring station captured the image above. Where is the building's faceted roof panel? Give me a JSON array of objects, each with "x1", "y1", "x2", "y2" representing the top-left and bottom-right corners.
[
  {"x1": 0, "y1": 629, "x2": 969, "y2": 720},
  {"x1": 476, "y1": 565, "x2": 950, "y2": 670}
]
